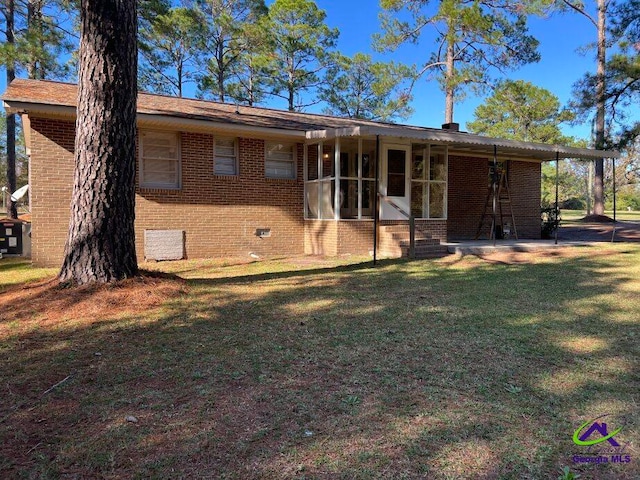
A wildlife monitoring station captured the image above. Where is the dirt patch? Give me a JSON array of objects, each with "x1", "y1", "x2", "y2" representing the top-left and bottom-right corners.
[
  {"x1": 0, "y1": 271, "x2": 187, "y2": 333},
  {"x1": 558, "y1": 220, "x2": 640, "y2": 242},
  {"x1": 581, "y1": 214, "x2": 615, "y2": 223},
  {"x1": 476, "y1": 248, "x2": 620, "y2": 265},
  {"x1": 440, "y1": 246, "x2": 620, "y2": 267}
]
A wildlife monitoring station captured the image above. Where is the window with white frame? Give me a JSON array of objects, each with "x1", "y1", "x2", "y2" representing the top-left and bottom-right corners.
[
  {"x1": 214, "y1": 137, "x2": 238, "y2": 175},
  {"x1": 265, "y1": 142, "x2": 295, "y2": 179},
  {"x1": 139, "y1": 131, "x2": 181, "y2": 189},
  {"x1": 410, "y1": 145, "x2": 447, "y2": 219}
]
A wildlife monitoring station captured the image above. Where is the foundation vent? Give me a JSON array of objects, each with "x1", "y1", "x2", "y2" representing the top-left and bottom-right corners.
[{"x1": 144, "y1": 229, "x2": 185, "y2": 261}]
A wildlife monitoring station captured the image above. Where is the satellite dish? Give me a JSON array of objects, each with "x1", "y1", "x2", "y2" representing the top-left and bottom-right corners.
[{"x1": 11, "y1": 184, "x2": 29, "y2": 202}]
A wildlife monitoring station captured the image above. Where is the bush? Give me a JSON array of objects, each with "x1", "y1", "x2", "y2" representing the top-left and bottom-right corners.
[
  {"x1": 559, "y1": 197, "x2": 585, "y2": 210},
  {"x1": 541, "y1": 207, "x2": 560, "y2": 239}
]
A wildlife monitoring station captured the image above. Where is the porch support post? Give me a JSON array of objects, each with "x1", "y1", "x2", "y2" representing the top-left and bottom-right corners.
[
  {"x1": 612, "y1": 157, "x2": 617, "y2": 242},
  {"x1": 409, "y1": 215, "x2": 415, "y2": 259},
  {"x1": 334, "y1": 137, "x2": 341, "y2": 220},
  {"x1": 373, "y1": 135, "x2": 380, "y2": 266},
  {"x1": 492, "y1": 145, "x2": 498, "y2": 246},
  {"x1": 357, "y1": 138, "x2": 363, "y2": 219},
  {"x1": 555, "y1": 151, "x2": 559, "y2": 245},
  {"x1": 317, "y1": 141, "x2": 323, "y2": 218},
  {"x1": 303, "y1": 142, "x2": 308, "y2": 218}
]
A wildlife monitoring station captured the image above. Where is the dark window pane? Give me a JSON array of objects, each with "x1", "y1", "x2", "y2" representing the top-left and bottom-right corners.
[{"x1": 388, "y1": 149, "x2": 406, "y2": 196}]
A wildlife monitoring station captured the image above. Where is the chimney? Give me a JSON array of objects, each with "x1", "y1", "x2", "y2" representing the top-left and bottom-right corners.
[{"x1": 441, "y1": 122, "x2": 460, "y2": 132}]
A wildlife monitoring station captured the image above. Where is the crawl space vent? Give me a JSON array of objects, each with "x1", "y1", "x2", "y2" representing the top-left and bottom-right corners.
[{"x1": 144, "y1": 230, "x2": 185, "y2": 261}]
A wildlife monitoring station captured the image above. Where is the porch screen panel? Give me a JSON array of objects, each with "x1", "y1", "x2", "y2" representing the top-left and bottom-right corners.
[
  {"x1": 429, "y1": 182, "x2": 446, "y2": 218},
  {"x1": 307, "y1": 144, "x2": 319, "y2": 181},
  {"x1": 429, "y1": 149, "x2": 447, "y2": 218},
  {"x1": 361, "y1": 141, "x2": 377, "y2": 219},
  {"x1": 411, "y1": 146, "x2": 447, "y2": 219},
  {"x1": 411, "y1": 182, "x2": 426, "y2": 218},
  {"x1": 306, "y1": 182, "x2": 319, "y2": 218},
  {"x1": 339, "y1": 179, "x2": 359, "y2": 219},
  {"x1": 430, "y1": 154, "x2": 446, "y2": 181},
  {"x1": 319, "y1": 180, "x2": 334, "y2": 219}
]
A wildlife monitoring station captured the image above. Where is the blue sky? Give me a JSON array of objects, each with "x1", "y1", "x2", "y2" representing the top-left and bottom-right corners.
[
  {"x1": 303, "y1": 0, "x2": 601, "y2": 141},
  {"x1": 1, "y1": 1, "x2": 606, "y2": 141}
]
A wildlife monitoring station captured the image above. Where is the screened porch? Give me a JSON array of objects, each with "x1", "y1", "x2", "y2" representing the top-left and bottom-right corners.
[{"x1": 303, "y1": 136, "x2": 449, "y2": 221}]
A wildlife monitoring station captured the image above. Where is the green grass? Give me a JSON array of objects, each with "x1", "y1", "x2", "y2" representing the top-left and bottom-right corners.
[
  {"x1": 0, "y1": 258, "x2": 57, "y2": 292},
  {"x1": 561, "y1": 209, "x2": 640, "y2": 222},
  {"x1": 1, "y1": 248, "x2": 639, "y2": 479}
]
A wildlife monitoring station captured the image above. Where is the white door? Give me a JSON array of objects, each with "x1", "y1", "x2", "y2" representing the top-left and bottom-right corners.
[{"x1": 381, "y1": 144, "x2": 411, "y2": 219}]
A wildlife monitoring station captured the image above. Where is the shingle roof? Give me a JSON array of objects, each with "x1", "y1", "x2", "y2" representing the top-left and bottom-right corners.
[
  {"x1": 2, "y1": 78, "x2": 619, "y2": 160},
  {"x1": 2, "y1": 78, "x2": 422, "y2": 133}
]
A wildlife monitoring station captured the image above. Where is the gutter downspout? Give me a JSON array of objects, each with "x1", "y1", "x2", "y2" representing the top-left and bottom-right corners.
[{"x1": 373, "y1": 134, "x2": 380, "y2": 266}]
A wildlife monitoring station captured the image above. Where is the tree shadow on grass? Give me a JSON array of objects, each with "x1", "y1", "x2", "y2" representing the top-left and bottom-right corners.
[{"x1": 1, "y1": 248, "x2": 638, "y2": 479}]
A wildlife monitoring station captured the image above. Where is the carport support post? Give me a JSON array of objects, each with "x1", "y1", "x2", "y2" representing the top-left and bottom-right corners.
[
  {"x1": 612, "y1": 157, "x2": 617, "y2": 242},
  {"x1": 555, "y1": 152, "x2": 559, "y2": 245},
  {"x1": 492, "y1": 145, "x2": 497, "y2": 246}
]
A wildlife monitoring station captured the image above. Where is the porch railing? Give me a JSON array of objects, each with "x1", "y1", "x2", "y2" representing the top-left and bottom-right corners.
[{"x1": 380, "y1": 195, "x2": 416, "y2": 259}]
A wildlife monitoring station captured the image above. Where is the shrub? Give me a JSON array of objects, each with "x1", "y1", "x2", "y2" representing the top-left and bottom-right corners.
[{"x1": 541, "y1": 206, "x2": 560, "y2": 239}]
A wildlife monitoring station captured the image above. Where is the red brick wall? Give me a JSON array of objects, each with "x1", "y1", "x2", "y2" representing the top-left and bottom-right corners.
[
  {"x1": 28, "y1": 118, "x2": 75, "y2": 267},
  {"x1": 448, "y1": 156, "x2": 541, "y2": 240},
  {"x1": 29, "y1": 117, "x2": 305, "y2": 266},
  {"x1": 27, "y1": 117, "x2": 545, "y2": 267},
  {"x1": 304, "y1": 219, "x2": 447, "y2": 256}
]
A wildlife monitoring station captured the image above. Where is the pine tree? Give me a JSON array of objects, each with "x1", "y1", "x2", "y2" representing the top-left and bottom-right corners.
[
  {"x1": 266, "y1": 0, "x2": 338, "y2": 111},
  {"x1": 319, "y1": 53, "x2": 414, "y2": 121},
  {"x1": 196, "y1": 0, "x2": 268, "y2": 103},
  {"x1": 139, "y1": 4, "x2": 206, "y2": 97},
  {"x1": 59, "y1": 0, "x2": 138, "y2": 284},
  {"x1": 376, "y1": 0, "x2": 542, "y2": 124},
  {"x1": 467, "y1": 80, "x2": 574, "y2": 144},
  {"x1": 562, "y1": 0, "x2": 609, "y2": 215}
]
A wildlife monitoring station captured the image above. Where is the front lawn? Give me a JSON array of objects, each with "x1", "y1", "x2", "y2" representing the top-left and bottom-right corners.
[
  {"x1": 561, "y1": 209, "x2": 640, "y2": 222},
  {"x1": 1, "y1": 247, "x2": 638, "y2": 479}
]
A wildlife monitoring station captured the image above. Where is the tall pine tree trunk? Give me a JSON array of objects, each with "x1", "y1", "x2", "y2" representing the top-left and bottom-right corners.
[
  {"x1": 444, "y1": 32, "x2": 455, "y2": 124},
  {"x1": 593, "y1": 0, "x2": 606, "y2": 215},
  {"x1": 59, "y1": 0, "x2": 138, "y2": 284},
  {"x1": 27, "y1": 0, "x2": 45, "y2": 79},
  {"x1": 6, "y1": 0, "x2": 17, "y2": 219}
]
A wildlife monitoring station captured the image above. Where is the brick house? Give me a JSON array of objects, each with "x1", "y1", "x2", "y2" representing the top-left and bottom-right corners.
[{"x1": 2, "y1": 79, "x2": 615, "y2": 267}]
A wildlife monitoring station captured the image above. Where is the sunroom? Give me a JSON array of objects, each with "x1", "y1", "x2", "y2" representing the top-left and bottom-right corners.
[{"x1": 302, "y1": 126, "x2": 451, "y2": 257}]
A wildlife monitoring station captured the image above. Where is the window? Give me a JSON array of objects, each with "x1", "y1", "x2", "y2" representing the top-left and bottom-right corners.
[
  {"x1": 140, "y1": 131, "x2": 180, "y2": 189},
  {"x1": 266, "y1": 142, "x2": 295, "y2": 179},
  {"x1": 410, "y1": 145, "x2": 447, "y2": 219},
  {"x1": 214, "y1": 137, "x2": 238, "y2": 175}
]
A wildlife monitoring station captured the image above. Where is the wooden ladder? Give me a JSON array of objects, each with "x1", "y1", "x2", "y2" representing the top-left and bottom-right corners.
[{"x1": 475, "y1": 167, "x2": 518, "y2": 240}]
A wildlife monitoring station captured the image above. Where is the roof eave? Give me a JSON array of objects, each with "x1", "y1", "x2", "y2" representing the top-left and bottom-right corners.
[
  {"x1": 306, "y1": 125, "x2": 620, "y2": 160},
  {"x1": 4, "y1": 100, "x2": 307, "y2": 139}
]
